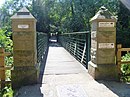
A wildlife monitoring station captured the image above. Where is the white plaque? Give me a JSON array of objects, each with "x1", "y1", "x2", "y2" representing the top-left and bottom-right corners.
[
  {"x1": 99, "y1": 22, "x2": 114, "y2": 27},
  {"x1": 18, "y1": 24, "x2": 29, "y2": 29},
  {"x1": 99, "y1": 43, "x2": 114, "y2": 48}
]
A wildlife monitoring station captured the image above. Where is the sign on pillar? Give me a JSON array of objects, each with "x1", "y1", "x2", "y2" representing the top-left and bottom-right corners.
[
  {"x1": 11, "y1": 7, "x2": 37, "y2": 89},
  {"x1": 88, "y1": 6, "x2": 118, "y2": 80}
]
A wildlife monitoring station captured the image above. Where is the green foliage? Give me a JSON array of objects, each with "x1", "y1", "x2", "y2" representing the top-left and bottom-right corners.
[
  {"x1": 117, "y1": 1, "x2": 130, "y2": 47},
  {"x1": 0, "y1": 0, "x2": 32, "y2": 29},
  {"x1": 121, "y1": 53, "x2": 130, "y2": 82},
  {"x1": 0, "y1": 28, "x2": 13, "y2": 51},
  {"x1": 0, "y1": 28, "x2": 13, "y2": 96},
  {"x1": 0, "y1": 28, "x2": 13, "y2": 66},
  {"x1": 0, "y1": 29, "x2": 13, "y2": 97},
  {"x1": 0, "y1": 85, "x2": 13, "y2": 97},
  {"x1": 32, "y1": 0, "x2": 119, "y2": 33},
  {"x1": 0, "y1": 0, "x2": 119, "y2": 33}
]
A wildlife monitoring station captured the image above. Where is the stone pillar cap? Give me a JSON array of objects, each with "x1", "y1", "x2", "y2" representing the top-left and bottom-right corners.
[
  {"x1": 11, "y1": 7, "x2": 36, "y2": 21},
  {"x1": 90, "y1": 6, "x2": 117, "y2": 22}
]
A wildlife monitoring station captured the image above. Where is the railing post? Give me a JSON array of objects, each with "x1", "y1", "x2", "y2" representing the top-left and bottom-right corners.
[
  {"x1": 68, "y1": 35, "x2": 71, "y2": 53},
  {"x1": 74, "y1": 42, "x2": 77, "y2": 56},
  {"x1": 81, "y1": 43, "x2": 86, "y2": 63},
  {"x1": 117, "y1": 44, "x2": 122, "y2": 76},
  {"x1": 0, "y1": 48, "x2": 5, "y2": 89},
  {"x1": 86, "y1": 32, "x2": 90, "y2": 69}
]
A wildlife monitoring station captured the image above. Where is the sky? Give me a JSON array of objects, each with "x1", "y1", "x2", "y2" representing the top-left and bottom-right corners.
[{"x1": 0, "y1": 0, "x2": 5, "y2": 7}]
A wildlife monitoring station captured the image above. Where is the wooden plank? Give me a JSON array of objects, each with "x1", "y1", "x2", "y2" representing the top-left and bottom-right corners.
[
  {"x1": 0, "y1": 80, "x2": 11, "y2": 84},
  {"x1": 117, "y1": 44, "x2": 122, "y2": 75},
  {"x1": 0, "y1": 66, "x2": 13, "y2": 70},
  {"x1": 121, "y1": 61, "x2": 130, "y2": 64},
  {"x1": 117, "y1": 62, "x2": 121, "y2": 75},
  {"x1": 0, "y1": 52, "x2": 11, "y2": 56},
  {"x1": 0, "y1": 48, "x2": 7, "y2": 88},
  {"x1": 119, "y1": 48, "x2": 130, "y2": 52},
  {"x1": 117, "y1": 44, "x2": 122, "y2": 63}
]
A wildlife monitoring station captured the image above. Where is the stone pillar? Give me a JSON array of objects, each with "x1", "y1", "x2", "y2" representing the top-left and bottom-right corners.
[
  {"x1": 11, "y1": 7, "x2": 37, "y2": 88},
  {"x1": 88, "y1": 7, "x2": 118, "y2": 80}
]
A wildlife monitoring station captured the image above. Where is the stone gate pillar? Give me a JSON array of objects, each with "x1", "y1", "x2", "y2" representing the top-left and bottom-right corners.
[
  {"x1": 88, "y1": 7, "x2": 118, "y2": 80},
  {"x1": 11, "y1": 7, "x2": 37, "y2": 88}
]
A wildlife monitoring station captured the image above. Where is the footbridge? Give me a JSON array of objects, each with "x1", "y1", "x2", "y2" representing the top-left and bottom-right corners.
[{"x1": 2, "y1": 6, "x2": 129, "y2": 97}]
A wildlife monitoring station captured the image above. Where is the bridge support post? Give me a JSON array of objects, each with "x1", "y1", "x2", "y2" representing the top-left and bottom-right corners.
[
  {"x1": 11, "y1": 7, "x2": 38, "y2": 88},
  {"x1": 88, "y1": 7, "x2": 118, "y2": 80}
]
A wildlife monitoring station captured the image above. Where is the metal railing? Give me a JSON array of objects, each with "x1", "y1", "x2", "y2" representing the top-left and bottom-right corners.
[
  {"x1": 59, "y1": 31, "x2": 90, "y2": 68},
  {"x1": 37, "y1": 32, "x2": 48, "y2": 64}
]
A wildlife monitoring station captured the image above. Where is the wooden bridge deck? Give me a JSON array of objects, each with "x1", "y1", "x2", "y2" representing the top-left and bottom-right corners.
[
  {"x1": 44, "y1": 43, "x2": 86, "y2": 75},
  {"x1": 16, "y1": 43, "x2": 129, "y2": 97}
]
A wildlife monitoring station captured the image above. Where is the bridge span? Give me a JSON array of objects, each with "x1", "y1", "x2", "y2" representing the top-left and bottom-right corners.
[{"x1": 15, "y1": 43, "x2": 130, "y2": 97}]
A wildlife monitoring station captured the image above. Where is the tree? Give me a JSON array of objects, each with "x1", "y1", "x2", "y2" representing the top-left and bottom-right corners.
[
  {"x1": 0, "y1": 0, "x2": 31, "y2": 29},
  {"x1": 0, "y1": 0, "x2": 119, "y2": 34},
  {"x1": 117, "y1": 1, "x2": 130, "y2": 47}
]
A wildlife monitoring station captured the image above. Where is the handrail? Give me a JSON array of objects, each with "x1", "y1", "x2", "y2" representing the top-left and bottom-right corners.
[
  {"x1": 60, "y1": 31, "x2": 90, "y2": 35},
  {"x1": 118, "y1": 48, "x2": 130, "y2": 51}
]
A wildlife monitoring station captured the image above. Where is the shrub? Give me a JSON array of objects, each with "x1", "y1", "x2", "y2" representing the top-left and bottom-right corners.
[
  {"x1": 0, "y1": 28, "x2": 13, "y2": 66},
  {"x1": 121, "y1": 53, "x2": 130, "y2": 82},
  {"x1": 0, "y1": 28, "x2": 13, "y2": 96}
]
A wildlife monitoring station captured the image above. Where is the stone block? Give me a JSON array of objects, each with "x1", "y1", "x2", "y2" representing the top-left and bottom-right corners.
[
  {"x1": 13, "y1": 32, "x2": 34, "y2": 41},
  {"x1": 88, "y1": 61, "x2": 97, "y2": 79},
  {"x1": 13, "y1": 50, "x2": 36, "y2": 66},
  {"x1": 13, "y1": 40, "x2": 35, "y2": 50},
  {"x1": 98, "y1": 27, "x2": 116, "y2": 32},
  {"x1": 97, "y1": 49, "x2": 115, "y2": 64},
  {"x1": 14, "y1": 50, "x2": 34, "y2": 58},
  {"x1": 98, "y1": 31, "x2": 115, "y2": 43},
  {"x1": 11, "y1": 66, "x2": 38, "y2": 89},
  {"x1": 12, "y1": 20, "x2": 36, "y2": 32},
  {"x1": 88, "y1": 61, "x2": 118, "y2": 80},
  {"x1": 14, "y1": 58, "x2": 34, "y2": 66}
]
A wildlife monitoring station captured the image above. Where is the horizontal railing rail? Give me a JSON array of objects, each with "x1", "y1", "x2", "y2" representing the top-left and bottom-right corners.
[{"x1": 59, "y1": 31, "x2": 90, "y2": 68}]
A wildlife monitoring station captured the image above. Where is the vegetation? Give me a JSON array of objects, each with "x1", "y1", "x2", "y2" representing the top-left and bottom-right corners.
[
  {"x1": 0, "y1": 28, "x2": 13, "y2": 96},
  {"x1": 117, "y1": 1, "x2": 130, "y2": 47},
  {"x1": 121, "y1": 53, "x2": 130, "y2": 82},
  {"x1": 0, "y1": 28, "x2": 13, "y2": 65},
  {"x1": 0, "y1": 0, "x2": 119, "y2": 33},
  {"x1": 0, "y1": 85, "x2": 13, "y2": 97},
  {"x1": 32, "y1": 0, "x2": 119, "y2": 33}
]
